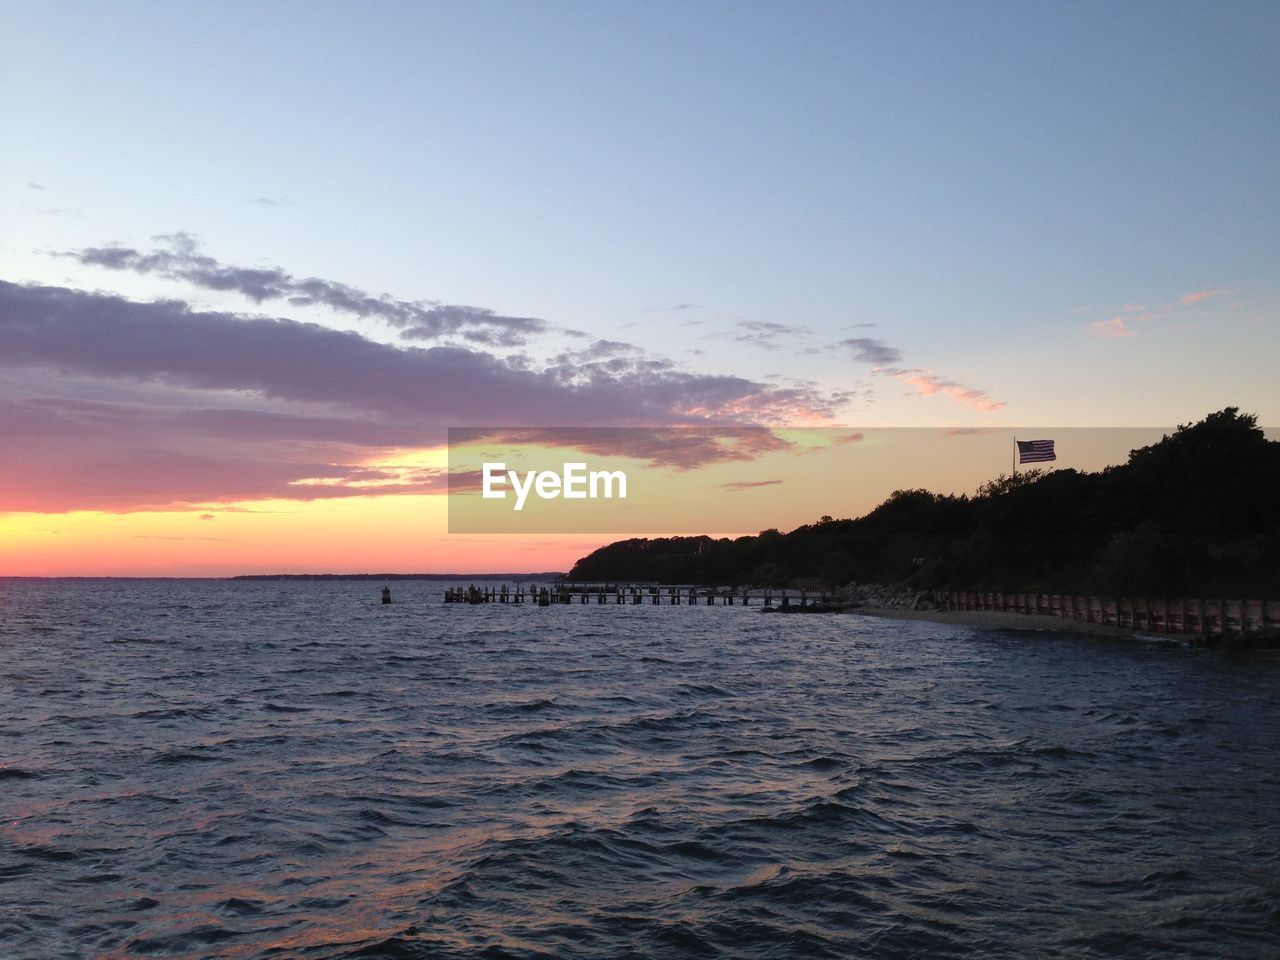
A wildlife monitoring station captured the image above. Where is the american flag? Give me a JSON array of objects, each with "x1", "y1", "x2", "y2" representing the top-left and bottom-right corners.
[{"x1": 1017, "y1": 439, "x2": 1056, "y2": 464}]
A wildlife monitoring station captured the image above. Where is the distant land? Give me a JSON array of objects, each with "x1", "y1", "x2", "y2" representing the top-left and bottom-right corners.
[
  {"x1": 567, "y1": 408, "x2": 1280, "y2": 598},
  {"x1": 229, "y1": 572, "x2": 565, "y2": 581}
]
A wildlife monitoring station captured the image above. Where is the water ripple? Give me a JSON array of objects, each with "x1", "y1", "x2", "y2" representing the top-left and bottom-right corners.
[{"x1": 1, "y1": 577, "x2": 1278, "y2": 958}]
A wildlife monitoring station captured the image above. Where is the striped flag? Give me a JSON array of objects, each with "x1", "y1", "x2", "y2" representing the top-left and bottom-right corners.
[{"x1": 1017, "y1": 439, "x2": 1056, "y2": 464}]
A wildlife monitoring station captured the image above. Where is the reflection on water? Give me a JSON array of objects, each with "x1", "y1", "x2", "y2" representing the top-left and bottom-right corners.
[{"x1": 1, "y1": 578, "x2": 1278, "y2": 958}]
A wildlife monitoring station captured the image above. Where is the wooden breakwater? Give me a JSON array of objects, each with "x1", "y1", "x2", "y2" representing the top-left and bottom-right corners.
[
  {"x1": 932, "y1": 591, "x2": 1280, "y2": 636},
  {"x1": 443, "y1": 583, "x2": 832, "y2": 608},
  {"x1": 440, "y1": 582, "x2": 1279, "y2": 638}
]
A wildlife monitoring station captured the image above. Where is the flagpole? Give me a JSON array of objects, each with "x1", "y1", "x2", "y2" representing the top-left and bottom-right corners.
[{"x1": 1012, "y1": 435, "x2": 1017, "y2": 477}]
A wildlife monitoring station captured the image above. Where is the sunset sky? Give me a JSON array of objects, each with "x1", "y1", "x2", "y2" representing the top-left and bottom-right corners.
[{"x1": 2, "y1": 1, "x2": 1277, "y2": 576}]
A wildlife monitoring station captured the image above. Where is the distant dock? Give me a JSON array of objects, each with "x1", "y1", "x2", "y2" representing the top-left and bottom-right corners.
[
  {"x1": 443, "y1": 583, "x2": 835, "y2": 609},
  {"x1": 441, "y1": 583, "x2": 1280, "y2": 642}
]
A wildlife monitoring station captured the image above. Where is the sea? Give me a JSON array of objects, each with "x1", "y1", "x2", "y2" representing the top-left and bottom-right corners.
[{"x1": 2, "y1": 578, "x2": 1278, "y2": 959}]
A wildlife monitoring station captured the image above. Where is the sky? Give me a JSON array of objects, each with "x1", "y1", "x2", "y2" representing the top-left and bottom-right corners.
[{"x1": 1, "y1": 0, "x2": 1277, "y2": 575}]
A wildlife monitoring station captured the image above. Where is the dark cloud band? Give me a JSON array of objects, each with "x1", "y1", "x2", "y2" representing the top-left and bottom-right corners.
[{"x1": 68, "y1": 233, "x2": 548, "y2": 346}]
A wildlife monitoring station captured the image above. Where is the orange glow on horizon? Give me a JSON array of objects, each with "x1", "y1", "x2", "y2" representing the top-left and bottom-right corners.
[{"x1": 0, "y1": 495, "x2": 611, "y2": 577}]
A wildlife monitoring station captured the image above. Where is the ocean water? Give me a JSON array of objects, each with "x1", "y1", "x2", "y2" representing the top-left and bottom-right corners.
[{"x1": 1, "y1": 579, "x2": 1278, "y2": 959}]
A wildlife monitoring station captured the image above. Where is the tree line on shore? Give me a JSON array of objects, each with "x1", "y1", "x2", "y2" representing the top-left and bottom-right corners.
[{"x1": 566, "y1": 409, "x2": 1279, "y2": 596}]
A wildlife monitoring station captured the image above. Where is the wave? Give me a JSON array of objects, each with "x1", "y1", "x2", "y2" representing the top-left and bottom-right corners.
[{"x1": 4, "y1": 579, "x2": 1278, "y2": 960}]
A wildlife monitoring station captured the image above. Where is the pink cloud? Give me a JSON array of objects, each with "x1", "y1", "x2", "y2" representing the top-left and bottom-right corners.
[
  {"x1": 1178, "y1": 288, "x2": 1226, "y2": 305},
  {"x1": 1088, "y1": 285, "x2": 1233, "y2": 339},
  {"x1": 887, "y1": 369, "x2": 1004, "y2": 412},
  {"x1": 1089, "y1": 317, "x2": 1137, "y2": 338},
  {"x1": 0, "y1": 280, "x2": 855, "y2": 513},
  {"x1": 901, "y1": 373, "x2": 942, "y2": 396}
]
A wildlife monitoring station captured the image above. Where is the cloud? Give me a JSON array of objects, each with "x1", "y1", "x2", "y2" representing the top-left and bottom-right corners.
[
  {"x1": 559, "y1": 339, "x2": 635, "y2": 361},
  {"x1": 0, "y1": 280, "x2": 846, "y2": 511},
  {"x1": 0, "y1": 280, "x2": 598, "y2": 422},
  {"x1": 810, "y1": 332, "x2": 1004, "y2": 413},
  {"x1": 739, "y1": 321, "x2": 805, "y2": 337},
  {"x1": 453, "y1": 426, "x2": 793, "y2": 471},
  {"x1": 1088, "y1": 317, "x2": 1137, "y2": 338},
  {"x1": 1177, "y1": 288, "x2": 1226, "y2": 305},
  {"x1": 740, "y1": 321, "x2": 801, "y2": 336},
  {"x1": 27, "y1": 181, "x2": 47, "y2": 191},
  {"x1": 0, "y1": 381, "x2": 461, "y2": 511},
  {"x1": 719, "y1": 479, "x2": 783, "y2": 491},
  {"x1": 839, "y1": 337, "x2": 902, "y2": 365},
  {"x1": 830, "y1": 431, "x2": 865, "y2": 445},
  {"x1": 66, "y1": 233, "x2": 549, "y2": 346},
  {"x1": 884, "y1": 368, "x2": 1005, "y2": 412},
  {"x1": 734, "y1": 319, "x2": 811, "y2": 350},
  {"x1": 943, "y1": 427, "x2": 997, "y2": 438},
  {"x1": 398, "y1": 305, "x2": 546, "y2": 347},
  {"x1": 1087, "y1": 286, "x2": 1233, "y2": 338}
]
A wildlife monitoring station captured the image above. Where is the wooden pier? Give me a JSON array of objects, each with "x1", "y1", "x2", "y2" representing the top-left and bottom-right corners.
[
  {"x1": 934, "y1": 590, "x2": 1280, "y2": 637},
  {"x1": 440, "y1": 583, "x2": 1280, "y2": 641},
  {"x1": 442, "y1": 583, "x2": 832, "y2": 608}
]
